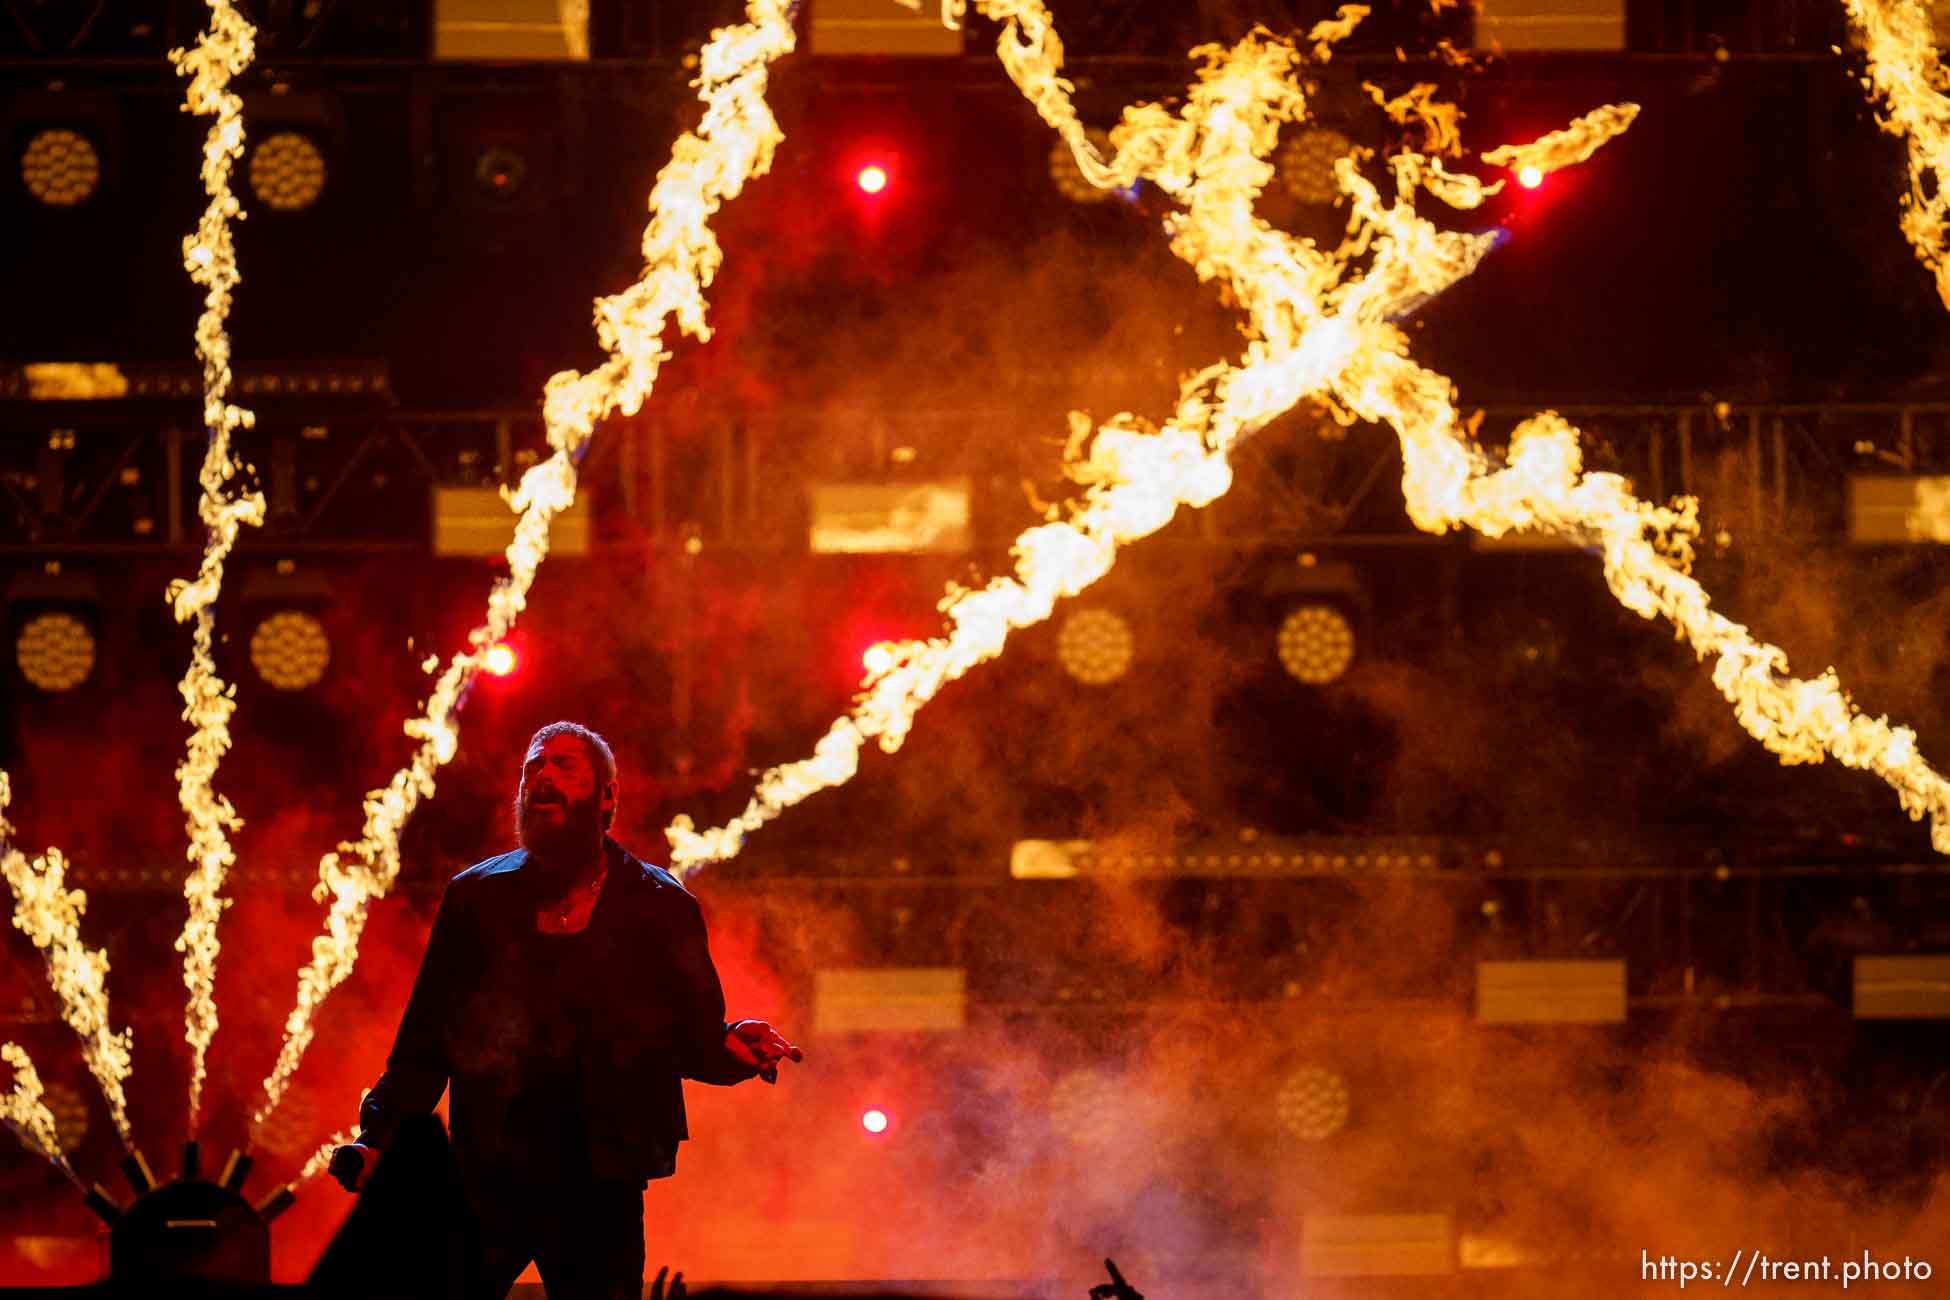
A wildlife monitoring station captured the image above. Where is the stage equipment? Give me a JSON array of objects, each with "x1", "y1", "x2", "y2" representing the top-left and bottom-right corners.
[
  {"x1": 1852, "y1": 954, "x2": 1950, "y2": 1019},
  {"x1": 1474, "y1": 0, "x2": 1625, "y2": 50},
  {"x1": 241, "y1": 564, "x2": 335, "y2": 692},
  {"x1": 808, "y1": 480, "x2": 972, "y2": 554},
  {"x1": 1275, "y1": 127, "x2": 1355, "y2": 207},
  {"x1": 432, "y1": 485, "x2": 591, "y2": 558},
  {"x1": 434, "y1": 0, "x2": 589, "y2": 60},
  {"x1": 1476, "y1": 959, "x2": 1627, "y2": 1024},
  {"x1": 7, "y1": 567, "x2": 99, "y2": 694},
  {"x1": 810, "y1": 0, "x2": 961, "y2": 55},
  {"x1": 1055, "y1": 607, "x2": 1134, "y2": 685},
  {"x1": 1300, "y1": 1213, "x2": 1456, "y2": 1278},
  {"x1": 813, "y1": 967, "x2": 966, "y2": 1032},
  {"x1": 1848, "y1": 474, "x2": 1950, "y2": 542},
  {"x1": 9, "y1": 93, "x2": 119, "y2": 209},
  {"x1": 82, "y1": 1142, "x2": 296, "y2": 1286},
  {"x1": 1009, "y1": 836, "x2": 1448, "y2": 879},
  {"x1": 1273, "y1": 1064, "x2": 1350, "y2": 1141},
  {"x1": 1265, "y1": 555, "x2": 1366, "y2": 686},
  {"x1": 248, "y1": 130, "x2": 327, "y2": 212}
]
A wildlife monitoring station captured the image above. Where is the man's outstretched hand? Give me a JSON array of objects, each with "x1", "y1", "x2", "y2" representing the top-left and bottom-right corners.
[
  {"x1": 725, "y1": 1019, "x2": 802, "y2": 1083},
  {"x1": 328, "y1": 1141, "x2": 381, "y2": 1193}
]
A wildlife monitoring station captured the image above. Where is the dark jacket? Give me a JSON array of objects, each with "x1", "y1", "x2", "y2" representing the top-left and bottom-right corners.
[{"x1": 358, "y1": 838, "x2": 754, "y2": 1186}]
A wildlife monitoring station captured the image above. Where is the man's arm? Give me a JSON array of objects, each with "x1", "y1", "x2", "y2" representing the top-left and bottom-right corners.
[
  {"x1": 665, "y1": 889, "x2": 763, "y2": 1086},
  {"x1": 355, "y1": 883, "x2": 465, "y2": 1148}
]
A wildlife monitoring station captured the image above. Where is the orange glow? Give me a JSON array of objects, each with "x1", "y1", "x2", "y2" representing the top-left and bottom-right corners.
[
  {"x1": 483, "y1": 643, "x2": 518, "y2": 677},
  {"x1": 856, "y1": 164, "x2": 888, "y2": 194},
  {"x1": 862, "y1": 1107, "x2": 889, "y2": 1134},
  {"x1": 1517, "y1": 164, "x2": 1543, "y2": 189}
]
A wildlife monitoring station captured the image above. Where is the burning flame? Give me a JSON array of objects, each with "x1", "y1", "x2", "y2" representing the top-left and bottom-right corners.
[
  {"x1": 672, "y1": 1, "x2": 1950, "y2": 869},
  {"x1": 1, "y1": 1042, "x2": 83, "y2": 1189},
  {"x1": 1844, "y1": 0, "x2": 1950, "y2": 310},
  {"x1": 1481, "y1": 104, "x2": 1641, "y2": 179},
  {"x1": 1, "y1": 775, "x2": 134, "y2": 1149},
  {"x1": 665, "y1": 5, "x2": 1500, "y2": 874},
  {"x1": 252, "y1": 0, "x2": 798, "y2": 1134},
  {"x1": 168, "y1": 0, "x2": 266, "y2": 1138}
]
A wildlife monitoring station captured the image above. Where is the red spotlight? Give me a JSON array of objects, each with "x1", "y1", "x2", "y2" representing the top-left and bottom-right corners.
[
  {"x1": 862, "y1": 642, "x2": 897, "y2": 676},
  {"x1": 483, "y1": 643, "x2": 518, "y2": 677},
  {"x1": 861, "y1": 1108, "x2": 889, "y2": 1135},
  {"x1": 856, "y1": 164, "x2": 889, "y2": 195},
  {"x1": 1516, "y1": 165, "x2": 1544, "y2": 190}
]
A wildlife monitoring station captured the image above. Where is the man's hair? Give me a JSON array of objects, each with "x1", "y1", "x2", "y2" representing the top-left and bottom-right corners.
[{"x1": 525, "y1": 720, "x2": 618, "y2": 829}]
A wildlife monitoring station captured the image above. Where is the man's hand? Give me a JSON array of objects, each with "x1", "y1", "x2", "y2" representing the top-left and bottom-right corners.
[
  {"x1": 724, "y1": 1019, "x2": 802, "y2": 1083},
  {"x1": 328, "y1": 1141, "x2": 381, "y2": 1193}
]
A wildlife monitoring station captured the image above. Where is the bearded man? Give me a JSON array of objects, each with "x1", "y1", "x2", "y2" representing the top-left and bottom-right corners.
[{"x1": 331, "y1": 721, "x2": 799, "y2": 1300}]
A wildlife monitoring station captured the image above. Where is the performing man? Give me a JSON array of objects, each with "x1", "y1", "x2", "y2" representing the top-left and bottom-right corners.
[{"x1": 332, "y1": 721, "x2": 800, "y2": 1299}]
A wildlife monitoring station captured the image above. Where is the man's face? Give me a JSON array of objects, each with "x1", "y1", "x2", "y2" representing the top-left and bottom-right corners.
[{"x1": 516, "y1": 734, "x2": 613, "y2": 860}]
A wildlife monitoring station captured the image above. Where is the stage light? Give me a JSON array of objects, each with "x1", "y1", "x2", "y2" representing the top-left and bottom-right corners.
[
  {"x1": 1274, "y1": 1064, "x2": 1350, "y2": 1140},
  {"x1": 1056, "y1": 608, "x2": 1134, "y2": 685},
  {"x1": 861, "y1": 1108, "x2": 889, "y2": 1134},
  {"x1": 248, "y1": 131, "x2": 327, "y2": 212},
  {"x1": 15, "y1": 611, "x2": 95, "y2": 692},
  {"x1": 1517, "y1": 164, "x2": 1544, "y2": 190},
  {"x1": 475, "y1": 146, "x2": 530, "y2": 199},
  {"x1": 20, "y1": 127, "x2": 101, "y2": 207},
  {"x1": 1276, "y1": 127, "x2": 1356, "y2": 207},
  {"x1": 248, "y1": 610, "x2": 331, "y2": 691},
  {"x1": 483, "y1": 642, "x2": 518, "y2": 677},
  {"x1": 856, "y1": 164, "x2": 888, "y2": 195},
  {"x1": 1276, "y1": 603, "x2": 1355, "y2": 684},
  {"x1": 1047, "y1": 1068, "x2": 1122, "y2": 1147},
  {"x1": 862, "y1": 642, "x2": 898, "y2": 675}
]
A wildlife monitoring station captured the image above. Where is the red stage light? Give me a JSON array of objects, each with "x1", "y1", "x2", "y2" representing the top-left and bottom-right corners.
[
  {"x1": 1516, "y1": 165, "x2": 1544, "y2": 190},
  {"x1": 856, "y1": 164, "x2": 889, "y2": 195},
  {"x1": 861, "y1": 1108, "x2": 889, "y2": 1134},
  {"x1": 862, "y1": 642, "x2": 897, "y2": 675},
  {"x1": 483, "y1": 643, "x2": 518, "y2": 677}
]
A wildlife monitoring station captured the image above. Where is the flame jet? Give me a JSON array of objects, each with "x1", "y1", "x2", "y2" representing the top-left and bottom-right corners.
[
  {"x1": 1844, "y1": 0, "x2": 1950, "y2": 311},
  {"x1": 1, "y1": 775, "x2": 134, "y2": 1149},
  {"x1": 1013, "y1": 0, "x2": 1950, "y2": 851},
  {"x1": 252, "y1": 0, "x2": 798, "y2": 1135},
  {"x1": 663, "y1": 7, "x2": 1531, "y2": 873},
  {"x1": 1, "y1": 1042, "x2": 83, "y2": 1190},
  {"x1": 167, "y1": 0, "x2": 266, "y2": 1137}
]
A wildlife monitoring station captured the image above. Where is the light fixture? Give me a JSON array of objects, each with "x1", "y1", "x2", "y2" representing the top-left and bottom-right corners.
[
  {"x1": 1047, "y1": 1068, "x2": 1122, "y2": 1147},
  {"x1": 483, "y1": 642, "x2": 518, "y2": 677},
  {"x1": 475, "y1": 145, "x2": 529, "y2": 199},
  {"x1": 1276, "y1": 603, "x2": 1356, "y2": 684},
  {"x1": 248, "y1": 610, "x2": 331, "y2": 691},
  {"x1": 860, "y1": 1108, "x2": 890, "y2": 1135},
  {"x1": 1276, "y1": 127, "x2": 1356, "y2": 206},
  {"x1": 855, "y1": 163, "x2": 888, "y2": 195},
  {"x1": 1274, "y1": 1064, "x2": 1350, "y2": 1140},
  {"x1": 16, "y1": 611, "x2": 95, "y2": 692},
  {"x1": 248, "y1": 131, "x2": 327, "y2": 211},
  {"x1": 1516, "y1": 164, "x2": 1544, "y2": 190},
  {"x1": 1056, "y1": 608, "x2": 1134, "y2": 685},
  {"x1": 20, "y1": 127, "x2": 101, "y2": 207}
]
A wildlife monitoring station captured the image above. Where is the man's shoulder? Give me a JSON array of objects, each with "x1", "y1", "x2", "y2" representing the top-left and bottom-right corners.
[
  {"x1": 612, "y1": 845, "x2": 694, "y2": 902},
  {"x1": 449, "y1": 849, "x2": 526, "y2": 886}
]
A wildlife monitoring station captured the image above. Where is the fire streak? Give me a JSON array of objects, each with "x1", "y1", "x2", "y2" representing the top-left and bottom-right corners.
[
  {"x1": 253, "y1": 0, "x2": 797, "y2": 1133},
  {"x1": 665, "y1": 5, "x2": 1500, "y2": 873},
  {"x1": 1, "y1": 775, "x2": 134, "y2": 1148},
  {"x1": 168, "y1": 0, "x2": 266, "y2": 1138},
  {"x1": 671, "y1": 0, "x2": 1950, "y2": 869},
  {"x1": 1, "y1": 1042, "x2": 82, "y2": 1189},
  {"x1": 1481, "y1": 104, "x2": 1641, "y2": 179},
  {"x1": 1843, "y1": 0, "x2": 1950, "y2": 311}
]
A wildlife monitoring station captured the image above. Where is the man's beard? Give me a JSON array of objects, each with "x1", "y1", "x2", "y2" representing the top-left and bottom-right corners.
[{"x1": 516, "y1": 789, "x2": 604, "y2": 882}]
